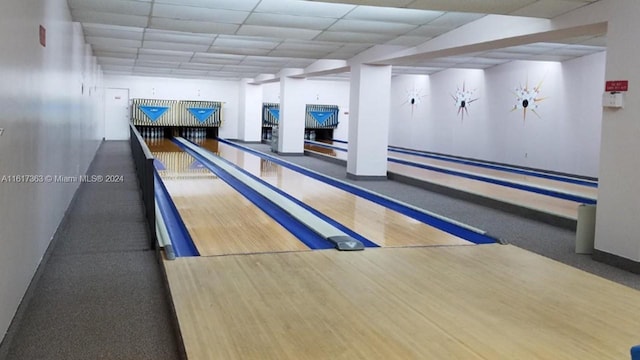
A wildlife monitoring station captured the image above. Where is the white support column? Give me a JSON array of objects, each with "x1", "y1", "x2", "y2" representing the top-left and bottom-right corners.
[
  {"x1": 593, "y1": 0, "x2": 640, "y2": 272},
  {"x1": 347, "y1": 63, "x2": 392, "y2": 179},
  {"x1": 278, "y1": 69, "x2": 306, "y2": 154},
  {"x1": 238, "y1": 79, "x2": 262, "y2": 142}
]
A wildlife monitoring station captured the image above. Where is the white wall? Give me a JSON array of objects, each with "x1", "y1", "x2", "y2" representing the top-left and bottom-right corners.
[
  {"x1": 262, "y1": 79, "x2": 350, "y2": 140},
  {"x1": 389, "y1": 53, "x2": 605, "y2": 177},
  {"x1": 0, "y1": 0, "x2": 104, "y2": 342},
  {"x1": 103, "y1": 76, "x2": 240, "y2": 139}
]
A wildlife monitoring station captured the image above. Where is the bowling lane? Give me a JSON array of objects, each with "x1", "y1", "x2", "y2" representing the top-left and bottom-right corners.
[
  {"x1": 149, "y1": 139, "x2": 309, "y2": 256},
  {"x1": 388, "y1": 162, "x2": 580, "y2": 219},
  {"x1": 200, "y1": 139, "x2": 473, "y2": 247},
  {"x1": 305, "y1": 141, "x2": 582, "y2": 220},
  {"x1": 313, "y1": 140, "x2": 596, "y2": 199}
]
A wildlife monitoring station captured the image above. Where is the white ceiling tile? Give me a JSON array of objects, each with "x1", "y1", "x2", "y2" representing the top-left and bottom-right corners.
[
  {"x1": 138, "y1": 48, "x2": 194, "y2": 57},
  {"x1": 213, "y1": 37, "x2": 281, "y2": 50},
  {"x1": 150, "y1": 17, "x2": 239, "y2": 34},
  {"x1": 143, "y1": 29, "x2": 215, "y2": 44},
  {"x1": 408, "y1": 0, "x2": 534, "y2": 14},
  {"x1": 72, "y1": 9, "x2": 149, "y2": 27},
  {"x1": 385, "y1": 35, "x2": 431, "y2": 46},
  {"x1": 82, "y1": 23, "x2": 144, "y2": 40},
  {"x1": 134, "y1": 66, "x2": 176, "y2": 73},
  {"x1": 101, "y1": 64, "x2": 135, "y2": 71},
  {"x1": 179, "y1": 63, "x2": 224, "y2": 71},
  {"x1": 135, "y1": 60, "x2": 182, "y2": 68},
  {"x1": 528, "y1": 54, "x2": 575, "y2": 61},
  {"x1": 137, "y1": 54, "x2": 193, "y2": 62},
  {"x1": 345, "y1": 6, "x2": 443, "y2": 25},
  {"x1": 93, "y1": 46, "x2": 139, "y2": 55},
  {"x1": 154, "y1": 0, "x2": 260, "y2": 11},
  {"x1": 315, "y1": 31, "x2": 393, "y2": 43},
  {"x1": 152, "y1": 4, "x2": 249, "y2": 23},
  {"x1": 245, "y1": 13, "x2": 336, "y2": 30},
  {"x1": 192, "y1": 53, "x2": 246, "y2": 65},
  {"x1": 482, "y1": 51, "x2": 535, "y2": 60},
  {"x1": 86, "y1": 36, "x2": 142, "y2": 48},
  {"x1": 454, "y1": 63, "x2": 494, "y2": 69},
  {"x1": 237, "y1": 25, "x2": 320, "y2": 40},
  {"x1": 98, "y1": 57, "x2": 136, "y2": 65},
  {"x1": 268, "y1": 49, "x2": 326, "y2": 58},
  {"x1": 142, "y1": 40, "x2": 210, "y2": 52},
  {"x1": 69, "y1": 0, "x2": 151, "y2": 16},
  {"x1": 208, "y1": 46, "x2": 272, "y2": 56},
  {"x1": 509, "y1": 0, "x2": 589, "y2": 18},
  {"x1": 276, "y1": 40, "x2": 342, "y2": 52},
  {"x1": 328, "y1": 19, "x2": 417, "y2": 35},
  {"x1": 425, "y1": 12, "x2": 486, "y2": 28},
  {"x1": 171, "y1": 69, "x2": 210, "y2": 76},
  {"x1": 254, "y1": 0, "x2": 355, "y2": 18},
  {"x1": 407, "y1": 24, "x2": 452, "y2": 37}
]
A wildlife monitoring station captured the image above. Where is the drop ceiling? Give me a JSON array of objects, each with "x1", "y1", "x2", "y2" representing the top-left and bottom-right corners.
[{"x1": 68, "y1": 0, "x2": 606, "y2": 80}]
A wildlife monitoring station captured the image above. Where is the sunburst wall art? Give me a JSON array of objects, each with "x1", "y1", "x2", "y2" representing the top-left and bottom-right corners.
[
  {"x1": 512, "y1": 77, "x2": 546, "y2": 121},
  {"x1": 402, "y1": 87, "x2": 426, "y2": 118},
  {"x1": 451, "y1": 82, "x2": 478, "y2": 121}
]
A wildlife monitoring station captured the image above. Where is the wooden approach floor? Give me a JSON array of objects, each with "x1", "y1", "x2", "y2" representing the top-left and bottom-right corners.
[
  {"x1": 165, "y1": 244, "x2": 640, "y2": 360},
  {"x1": 148, "y1": 138, "x2": 640, "y2": 360},
  {"x1": 305, "y1": 141, "x2": 589, "y2": 220}
]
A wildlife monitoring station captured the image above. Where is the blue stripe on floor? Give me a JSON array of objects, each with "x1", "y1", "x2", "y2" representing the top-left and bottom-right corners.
[
  {"x1": 173, "y1": 139, "x2": 336, "y2": 250},
  {"x1": 221, "y1": 138, "x2": 497, "y2": 245}
]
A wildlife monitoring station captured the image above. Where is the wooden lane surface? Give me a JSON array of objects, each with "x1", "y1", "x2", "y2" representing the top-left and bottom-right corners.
[
  {"x1": 305, "y1": 142, "x2": 579, "y2": 220},
  {"x1": 315, "y1": 140, "x2": 597, "y2": 199},
  {"x1": 164, "y1": 244, "x2": 640, "y2": 359},
  {"x1": 387, "y1": 162, "x2": 580, "y2": 219},
  {"x1": 390, "y1": 152, "x2": 597, "y2": 199},
  {"x1": 201, "y1": 139, "x2": 472, "y2": 247},
  {"x1": 147, "y1": 139, "x2": 309, "y2": 256}
]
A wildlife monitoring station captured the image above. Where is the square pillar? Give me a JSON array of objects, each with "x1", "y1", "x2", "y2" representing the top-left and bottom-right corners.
[{"x1": 347, "y1": 63, "x2": 392, "y2": 179}]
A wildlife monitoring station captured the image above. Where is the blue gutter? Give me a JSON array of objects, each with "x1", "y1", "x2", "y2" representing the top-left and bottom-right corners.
[
  {"x1": 154, "y1": 170, "x2": 200, "y2": 257},
  {"x1": 220, "y1": 138, "x2": 497, "y2": 245},
  {"x1": 172, "y1": 139, "x2": 336, "y2": 250},
  {"x1": 183, "y1": 138, "x2": 378, "y2": 248},
  {"x1": 307, "y1": 141, "x2": 597, "y2": 205}
]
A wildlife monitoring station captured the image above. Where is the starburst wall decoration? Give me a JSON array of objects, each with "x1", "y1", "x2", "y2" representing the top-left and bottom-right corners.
[
  {"x1": 512, "y1": 77, "x2": 546, "y2": 121},
  {"x1": 451, "y1": 82, "x2": 478, "y2": 121}
]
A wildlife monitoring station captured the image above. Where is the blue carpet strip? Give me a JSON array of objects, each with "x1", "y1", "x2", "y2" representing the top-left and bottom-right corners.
[
  {"x1": 173, "y1": 139, "x2": 335, "y2": 250},
  {"x1": 220, "y1": 138, "x2": 497, "y2": 245},
  {"x1": 154, "y1": 170, "x2": 200, "y2": 257},
  {"x1": 308, "y1": 141, "x2": 597, "y2": 205},
  {"x1": 183, "y1": 139, "x2": 379, "y2": 248}
]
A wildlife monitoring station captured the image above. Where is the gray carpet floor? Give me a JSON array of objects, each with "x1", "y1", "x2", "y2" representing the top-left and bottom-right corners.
[
  {"x1": 0, "y1": 141, "x2": 180, "y2": 360},
  {"x1": 244, "y1": 142, "x2": 640, "y2": 290}
]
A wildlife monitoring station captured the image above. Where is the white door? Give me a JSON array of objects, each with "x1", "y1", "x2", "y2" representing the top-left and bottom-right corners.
[{"x1": 104, "y1": 88, "x2": 130, "y2": 140}]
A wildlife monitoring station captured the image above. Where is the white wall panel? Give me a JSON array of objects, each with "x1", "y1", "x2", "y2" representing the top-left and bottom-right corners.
[
  {"x1": 0, "y1": 0, "x2": 104, "y2": 342},
  {"x1": 389, "y1": 54, "x2": 605, "y2": 177}
]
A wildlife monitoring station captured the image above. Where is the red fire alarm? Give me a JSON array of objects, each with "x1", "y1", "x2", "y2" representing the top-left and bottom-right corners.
[{"x1": 39, "y1": 25, "x2": 46, "y2": 47}]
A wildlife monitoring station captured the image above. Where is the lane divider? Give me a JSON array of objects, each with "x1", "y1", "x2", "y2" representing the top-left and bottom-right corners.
[
  {"x1": 154, "y1": 170, "x2": 200, "y2": 257},
  {"x1": 306, "y1": 140, "x2": 597, "y2": 205},
  {"x1": 219, "y1": 138, "x2": 498, "y2": 245},
  {"x1": 175, "y1": 137, "x2": 366, "y2": 251}
]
